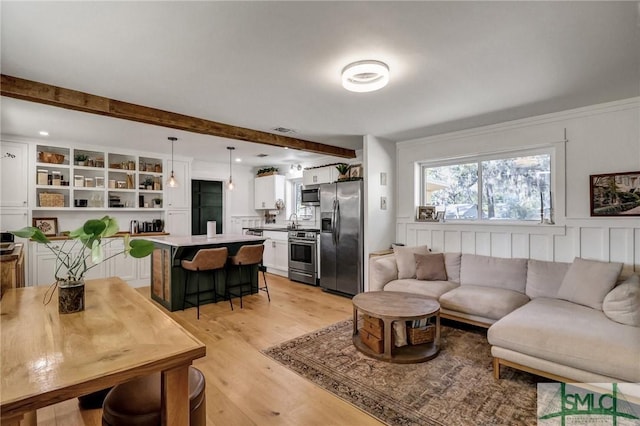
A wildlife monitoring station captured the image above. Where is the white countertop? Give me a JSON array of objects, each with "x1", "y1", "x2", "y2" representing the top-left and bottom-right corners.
[{"x1": 146, "y1": 234, "x2": 265, "y2": 247}]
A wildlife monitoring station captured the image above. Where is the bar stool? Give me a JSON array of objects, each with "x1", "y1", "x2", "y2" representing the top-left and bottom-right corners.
[
  {"x1": 181, "y1": 247, "x2": 228, "y2": 319},
  {"x1": 226, "y1": 244, "x2": 268, "y2": 310},
  {"x1": 101, "y1": 366, "x2": 206, "y2": 426}
]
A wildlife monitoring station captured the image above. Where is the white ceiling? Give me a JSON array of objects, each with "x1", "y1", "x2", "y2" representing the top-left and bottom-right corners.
[{"x1": 1, "y1": 1, "x2": 639, "y2": 167}]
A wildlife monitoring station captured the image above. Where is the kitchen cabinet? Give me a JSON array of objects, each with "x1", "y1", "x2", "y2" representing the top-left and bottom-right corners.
[
  {"x1": 254, "y1": 175, "x2": 285, "y2": 210},
  {"x1": 165, "y1": 159, "x2": 191, "y2": 209},
  {"x1": 1, "y1": 141, "x2": 28, "y2": 208},
  {"x1": 262, "y1": 230, "x2": 288, "y2": 277},
  {"x1": 165, "y1": 210, "x2": 191, "y2": 236},
  {"x1": 0, "y1": 210, "x2": 28, "y2": 233},
  {"x1": 302, "y1": 166, "x2": 338, "y2": 186}
]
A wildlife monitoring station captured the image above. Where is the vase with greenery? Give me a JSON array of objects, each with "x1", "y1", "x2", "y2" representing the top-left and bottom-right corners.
[
  {"x1": 11, "y1": 216, "x2": 154, "y2": 313},
  {"x1": 75, "y1": 153, "x2": 88, "y2": 166},
  {"x1": 336, "y1": 163, "x2": 351, "y2": 180}
]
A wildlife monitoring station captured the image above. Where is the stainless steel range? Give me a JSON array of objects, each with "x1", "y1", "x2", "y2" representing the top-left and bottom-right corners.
[{"x1": 288, "y1": 230, "x2": 319, "y2": 285}]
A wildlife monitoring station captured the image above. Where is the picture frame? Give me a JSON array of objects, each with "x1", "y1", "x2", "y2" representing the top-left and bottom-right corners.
[
  {"x1": 32, "y1": 217, "x2": 58, "y2": 236},
  {"x1": 349, "y1": 164, "x2": 363, "y2": 179},
  {"x1": 590, "y1": 171, "x2": 640, "y2": 217},
  {"x1": 435, "y1": 211, "x2": 445, "y2": 222},
  {"x1": 416, "y1": 205, "x2": 437, "y2": 222}
]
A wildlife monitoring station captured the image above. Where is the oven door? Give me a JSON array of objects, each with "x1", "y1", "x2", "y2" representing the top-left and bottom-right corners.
[{"x1": 288, "y1": 238, "x2": 316, "y2": 274}]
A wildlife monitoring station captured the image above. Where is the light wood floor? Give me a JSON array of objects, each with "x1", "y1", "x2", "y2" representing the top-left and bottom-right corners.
[{"x1": 36, "y1": 274, "x2": 384, "y2": 425}]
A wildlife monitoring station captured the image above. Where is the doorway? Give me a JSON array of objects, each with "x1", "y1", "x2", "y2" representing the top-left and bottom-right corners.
[{"x1": 192, "y1": 180, "x2": 223, "y2": 235}]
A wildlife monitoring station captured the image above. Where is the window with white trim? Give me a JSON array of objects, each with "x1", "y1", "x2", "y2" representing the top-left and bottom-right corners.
[{"x1": 421, "y1": 148, "x2": 552, "y2": 222}]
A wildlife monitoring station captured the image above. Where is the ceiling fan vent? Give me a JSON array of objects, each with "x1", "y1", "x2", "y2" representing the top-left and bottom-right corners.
[
  {"x1": 272, "y1": 127, "x2": 296, "y2": 134},
  {"x1": 257, "y1": 153, "x2": 269, "y2": 158}
]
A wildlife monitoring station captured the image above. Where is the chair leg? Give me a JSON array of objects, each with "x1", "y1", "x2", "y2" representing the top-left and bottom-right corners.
[
  {"x1": 238, "y1": 265, "x2": 244, "y2": 309},
  {"x1": 182, "y1": 270, "x2": 190, "y2": 312},
  {"x1": 260, "y1": 267, "x2": 270, "y2": 302},
  {"x1": 196, "y1": 267, "x2": 200, "y2": 320},
  {"x1": 226, "y1": 268, "x2": 234, "y2": 311}
]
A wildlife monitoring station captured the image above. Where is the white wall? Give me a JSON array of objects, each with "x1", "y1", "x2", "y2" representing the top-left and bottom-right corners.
[{"x1": 395, "y1": 98, "x2": 640, "y2": 275}]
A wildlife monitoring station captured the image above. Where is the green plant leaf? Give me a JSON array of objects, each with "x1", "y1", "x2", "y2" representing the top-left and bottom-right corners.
[
  {"x1": 84, "y1": 219, "x2": 107, "y2": 236},
  {"x1": 101, "y1": 217, "x2": 118, "y2": 237},
  {"x1": 10, "y1": 226, "x2": 50, "y2": 244},
  {"x1": 91, "y1": 239, "x2": 104, "y2": 264},
  {"x1": 128, "y1": 239, "x2": 154, "y2": 258}
]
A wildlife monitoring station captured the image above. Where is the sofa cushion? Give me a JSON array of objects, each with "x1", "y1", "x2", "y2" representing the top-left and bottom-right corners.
[
  {"x1": 603, "y1": 274, "x2": 640, "y2": 327},
  {"x1": 488, "y1": 298, "x2": 640, "y2": 382},
  {"x1": 460, "y1": 254, "x2": 528, "y2": 292},
  {"x1": 393, "y1": 245, "x2": 429, "y2": 279},
  {"x1": 526, "y1": 259, "x2": 570, "y2": 299},
  {"x1": 439, "y1": 285, "x2": 530, "y2": 320},
  {"x1": 557, "y1": 257, "x2": 622, "y2": 310},
  {"x1": 384, "y1": 279, "x2": 458, "y2": 299},
  {"x1": 415, "y1": 253, "x2": 447, "y2": 281},
  {"x1": 369, "y1": 254, "x2": 398, "y2": 292},
  {"x1": 443, "y1": 252, "x2": 461, "y2": 284}
]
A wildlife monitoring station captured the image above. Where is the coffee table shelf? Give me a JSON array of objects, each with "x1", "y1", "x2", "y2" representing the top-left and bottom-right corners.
[{"x1": 352, "y1": 291, "x2": 441, "y2": 364}]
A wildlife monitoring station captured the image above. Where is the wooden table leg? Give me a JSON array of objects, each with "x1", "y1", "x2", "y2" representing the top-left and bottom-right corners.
[
  {"x1": 161, "y1": 364, "x2": 190, "y2": 426},
  {"x1": 1, "y1": 411, "x2": 36, "y2": 426},
  {"x1": 383, "y1": 319, "x2": 393, "y2": 360},
  {"x1": 352, "y1": 306, "x2": 358, "y2": 335}
]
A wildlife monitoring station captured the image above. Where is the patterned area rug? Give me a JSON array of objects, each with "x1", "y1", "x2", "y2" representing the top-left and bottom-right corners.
[{"x1": 262, "y1": 320, "x2": 539, "y2": 426}]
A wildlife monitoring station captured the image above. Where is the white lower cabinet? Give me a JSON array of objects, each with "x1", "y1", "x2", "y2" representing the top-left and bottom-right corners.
[{"x1": 262, "y1": 231, "x2": 288, "y2": 277}]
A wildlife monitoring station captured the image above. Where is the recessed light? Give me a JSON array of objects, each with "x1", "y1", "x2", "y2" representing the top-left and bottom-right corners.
[
  {"x1": 284, "y1": 147, "x2": 289, "y2": 150},
  {"x1": 235, "y1": 158, "x2": 242, "y2": 162},
  {"x1": 39, "y1": 131, "x2": 49, "y2": 136},
  {"x1": 341, "y1": 60, "x2": 390, "y2": 93}
]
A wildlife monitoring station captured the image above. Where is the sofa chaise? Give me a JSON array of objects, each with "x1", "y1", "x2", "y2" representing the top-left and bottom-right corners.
[{"x1": 368, "y1": 247, "x2": 640, "y2": 383}]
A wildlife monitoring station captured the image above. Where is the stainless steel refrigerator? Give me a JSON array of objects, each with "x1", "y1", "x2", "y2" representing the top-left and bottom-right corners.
[{"x1": 319, "y1": 180, "x2": 363, "y2": 296}]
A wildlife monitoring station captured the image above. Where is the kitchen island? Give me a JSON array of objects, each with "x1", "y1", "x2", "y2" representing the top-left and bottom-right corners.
[{"x1": 147, "y1": 235, "x2": 266, "y2": 311}]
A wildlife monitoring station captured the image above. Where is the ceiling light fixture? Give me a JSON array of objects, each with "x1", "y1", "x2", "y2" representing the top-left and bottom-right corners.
[
  {"x1": 341, "y1": 60, "x2": 390, "y2": 93},
  {"x1": 227, "y1": 146, "x2": 235, "y2": 191},
  {"x1": 166, "y1": 137, "x2": 178, "y2": 188},
  {"x1": 39, "y1": 130, "x2": 49, "y2": 136}
]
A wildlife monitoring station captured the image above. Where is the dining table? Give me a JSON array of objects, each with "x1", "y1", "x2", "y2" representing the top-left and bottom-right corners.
[{"x1": 0, "y1": 277, "x2": 206, "y2": 425}]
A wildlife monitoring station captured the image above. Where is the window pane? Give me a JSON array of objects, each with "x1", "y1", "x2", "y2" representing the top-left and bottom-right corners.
[
  {"x1": 425, "y1": 163, "x2": 479, "y2": 219},
  {"x1": 481, "y1": 154, "x2": 550, "y2": 220},
  {"x1": 293, "y1": 181, "x2": 314, "y2": 220}
]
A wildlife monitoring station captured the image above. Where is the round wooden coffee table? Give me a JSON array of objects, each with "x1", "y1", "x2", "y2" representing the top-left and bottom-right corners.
[{"x1": 352, "y1": 291, "x2": 441, "y2": 363}]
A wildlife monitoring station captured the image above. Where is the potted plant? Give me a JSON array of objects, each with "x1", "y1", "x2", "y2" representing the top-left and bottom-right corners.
[
  {"x1": 143, "y1": 177, "x2": 154, "y2": 190},
  {"x1": 152, "y1": 198, "x2": 162, "y2": 208},
  {"x1": 257, "y1": 167, "x2": 279, "y2": 177},
  {"x1": 336, "y1": 163, "x2": 351, "y2": 180},
  {"x1": 11, "y1": 216, "x2": 154, "y2": 313},
  {"x1": 75, "y1": 153, "x2": 88, "y2": 166}
]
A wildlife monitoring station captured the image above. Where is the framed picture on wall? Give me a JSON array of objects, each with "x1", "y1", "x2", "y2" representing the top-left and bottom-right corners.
[
  {"x1": 32, "y1": 217, "x2": 58, "y2": 236},
  {"x1": 590, "y1": 171, "x2": 640, "y2": 216}
]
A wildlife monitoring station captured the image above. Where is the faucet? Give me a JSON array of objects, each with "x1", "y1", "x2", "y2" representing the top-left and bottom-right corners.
[{"x1": 288, "y1": 213, "x2": 298, "y2": 230}]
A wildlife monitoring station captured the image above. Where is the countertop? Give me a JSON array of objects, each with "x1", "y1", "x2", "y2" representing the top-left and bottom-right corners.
[
  {"x1": 147, "y1": 234, "x2": 265, "y2": 247},
  {"x1": 47, "y1": 232, "x2": 169, "y2": 241},
  {"x1": 244, "y1": 227, "x2": 320, "y2": 232}
]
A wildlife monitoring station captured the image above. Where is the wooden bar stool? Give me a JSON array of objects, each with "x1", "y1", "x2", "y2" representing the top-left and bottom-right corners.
[
  {"x1": 181, "y1": 247, "x2": 228, "y2": 319},
  {"x1": 225, "y1": 244, "x2": 268, "y2": 310},
  {"x1": 101, "y1": 366, "x2": 206, "y2": 426}
]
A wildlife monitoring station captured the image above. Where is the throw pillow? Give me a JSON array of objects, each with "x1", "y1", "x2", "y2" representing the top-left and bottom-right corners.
[
  {"x1": 557, "y1": 257, "x2": 623, "y2": 310},
  {"x1": 602, "y1": 274, "x2": 640, "y2": 327},
  {"x1": 415, "y1": 253, "x2": 447, "y2": 281},
  {"x1": 393, "y1": 245, "x2": 430, "y2": 279}
]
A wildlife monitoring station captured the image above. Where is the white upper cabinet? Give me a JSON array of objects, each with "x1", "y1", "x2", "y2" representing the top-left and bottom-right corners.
[
  {"x1": 254, "y1": 175, "x2": 285, "y2": 209},
  {"x1": 1, "y1": 141, "x2": 28, "y2": 207},
  {"x1": 165, "y1": 159, "x2": 191, "y2": 209},
  {"x1": 302, "y1": 166, "x2": 338, "y2": 186}
]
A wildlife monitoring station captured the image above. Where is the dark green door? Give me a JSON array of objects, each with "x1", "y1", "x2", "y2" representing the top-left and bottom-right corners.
[{"x1": 192, "y1": 180, "x2": 223, "y2": 235}]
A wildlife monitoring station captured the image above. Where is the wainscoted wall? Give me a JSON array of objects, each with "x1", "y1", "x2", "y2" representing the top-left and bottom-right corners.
[
  {"x1": 396, "y1": 220, "x2": 639, "y2": 276},
  {"x1": 393, "y1": 98, "x2": 640, "y2": 276}
]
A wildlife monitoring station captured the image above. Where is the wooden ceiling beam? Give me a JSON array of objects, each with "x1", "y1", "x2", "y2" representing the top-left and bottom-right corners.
[{"x1": 0, "y1": 74, "x2": 356, "y2": 159}]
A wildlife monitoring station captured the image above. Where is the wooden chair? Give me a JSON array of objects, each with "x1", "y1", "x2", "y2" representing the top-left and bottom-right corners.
[
  {"x1": 225, "y1": 244, "x2": 269, "y2": 310},
  {"x1": 181, "y1": 247, "x2": 228, "y2": 319}
]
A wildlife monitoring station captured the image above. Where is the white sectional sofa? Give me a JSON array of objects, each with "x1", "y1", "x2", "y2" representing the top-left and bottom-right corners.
[{"x1": 368, "y1": 248, "x2": 640, "y2": 383}]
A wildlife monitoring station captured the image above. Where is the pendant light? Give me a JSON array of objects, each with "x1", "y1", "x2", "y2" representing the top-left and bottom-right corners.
[
  {"x1": 227, "y1": 146, "x2": 235, "y2": 190},
  {"x1": 166, "y1": 137, "x2": 178, "y2": 188}
]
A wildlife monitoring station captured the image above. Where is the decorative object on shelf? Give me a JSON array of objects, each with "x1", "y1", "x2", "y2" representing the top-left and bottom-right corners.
[
  {"x1": 152, "y1": 198, "x2": 162, "y2": 208},
  {"x1": 416, "y1": 205, "x2": 437, "y2": 222},
  {"x1": 227, "y1": 146, "x2": 236, "y2": 190},
  {"x1": 341, "y1": 60, "x2": 390, "y2": 93},
  {"x1": 166, "y1": 137, "x2": 179, "y2": 188},
  {"x1": 32, "y1": 217, "x2": 58, "y2": 236},
  {"x1": 143, "y1": 177, "x2": 154, "y2": 189},
  {"x1": 275, "y1": 199, "x2": 285, "y2": 210},
  {"x1": 74, "y1": 153, "x2": 88, "y2": 166},
  {"x1": 590, "y1": 170, "x2": 640, "y2": 217},
  {"x1": 11, "y1": 216, "x2": 154, "y2": 314},
  {"x1": 335, "y1": 163, "x2": 351, "y2": 180},
  {"x1": 256, "y1": 166, "x2": 278, "y2": 177},
  {"x1": 38, "y1": 192, "x2": 64, "y2": 207},
  {"x1": 39, "y1": 151, "x2": 65, "y2": 164},
  {"x1": 349, "y1": 164, "x2": 363, "y2": 179}
]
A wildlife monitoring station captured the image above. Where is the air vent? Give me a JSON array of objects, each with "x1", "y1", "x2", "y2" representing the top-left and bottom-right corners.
[
  {"x1": 257, "y1": 153, "x2": 269, "y2": 158},
  {"x1": 272, "y1": 127, "x2": 296, "y2": 134}
]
